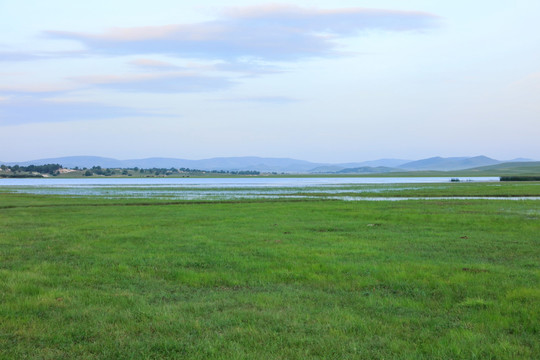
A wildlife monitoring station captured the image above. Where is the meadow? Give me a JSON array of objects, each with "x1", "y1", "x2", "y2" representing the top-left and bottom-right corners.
[{"x1": 0, "y1": 183, "x2": 539, "y2": 359}]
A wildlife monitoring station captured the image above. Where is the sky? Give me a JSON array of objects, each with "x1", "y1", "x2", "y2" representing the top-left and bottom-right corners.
[{"x1": 1, "y1": 0, "x2": 539, "y2": 163}]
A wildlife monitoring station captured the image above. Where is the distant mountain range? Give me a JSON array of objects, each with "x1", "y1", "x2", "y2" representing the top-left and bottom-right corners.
[
  {"x1": 0, "y1": 155, "x2": 536, "y2": 173},
  {"x1": 395, "y1": 156, "x2": 501, "y2": 171}
]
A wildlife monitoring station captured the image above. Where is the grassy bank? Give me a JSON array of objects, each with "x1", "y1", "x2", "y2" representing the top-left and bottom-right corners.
[{"x1": 0, "y1": 190, "x2": 538, "y2": 359}]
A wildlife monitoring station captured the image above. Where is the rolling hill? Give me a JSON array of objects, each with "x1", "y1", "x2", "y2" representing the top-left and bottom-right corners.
[
  {"x1": 460, "y1": 161, "x2": 540, "y2": 175},
  {"x1": 1, "y1": 156, "x2": 537, "y2": 174},
  {"x1": 397, "y1": 156, "x2": 501, "y2": 171}
]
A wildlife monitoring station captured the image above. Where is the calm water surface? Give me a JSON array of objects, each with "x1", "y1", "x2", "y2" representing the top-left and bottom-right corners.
[{"x1": 0, "y1": 177, "x2": 499, "y2": 187}]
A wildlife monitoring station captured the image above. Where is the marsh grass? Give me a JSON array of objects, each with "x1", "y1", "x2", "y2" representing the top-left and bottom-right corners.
[
  {"x1": 0, "y1": 187, "x2": 538, "y2": 359},
  {"x1": 3, "y1": 182, "x2": 540, "y2": 202}
]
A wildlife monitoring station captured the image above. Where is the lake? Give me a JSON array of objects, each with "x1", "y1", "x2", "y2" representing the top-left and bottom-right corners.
[{"x1": 0, "y1": 176, "x2": 499, "y2": 187}]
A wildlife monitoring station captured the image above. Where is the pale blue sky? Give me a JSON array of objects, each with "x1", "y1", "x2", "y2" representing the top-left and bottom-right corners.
[{"x1": 1, "y1": 0, "x2": 538, "y2": 162}]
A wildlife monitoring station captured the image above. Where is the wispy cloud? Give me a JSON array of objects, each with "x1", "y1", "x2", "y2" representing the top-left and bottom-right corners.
[
  {"x1": 0, "y1": 96, "x2": 148, "y2": 125},
  {"x1": 0, "y1": 51, "x2": 48, "y2": 62},
  {"x1": 0, "y1": 83, "x2": 81, "y2": 95},
  {"x1": 217, "y1": 96, "x2": 300, "y2": 104},
  {"x1": 129, "y1": 58, "x2": 284, "y2": 77},
  {"x1": 0, "y1": 49, "x2": 88, "y2": 62},
  {"x1": 0, "y1": 71, "x2": 233, "y2": 96},
  {"x1": 0, "y1": 5, "x2": 439, "y2": 101},
  {"x1": 45, "y1": 5, "x2": 439, "y2": 61},
  {"x1": 129, "y1": 58, "x2": 182, "y2": 70},
  {"x1": 72, "y1": 72, "x2": 234, "y2": 93},
  {"x1": 214, "y1": 61, "x2": 286, "y2": 77}
]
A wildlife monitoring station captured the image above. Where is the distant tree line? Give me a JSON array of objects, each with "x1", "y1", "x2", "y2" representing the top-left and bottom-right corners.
[
  {"x1": 500, "y1": 176, "x2": 540, "y2": 181},
  {"x1": 205, "y1": 169, "x2": 260, "y2": 175},
  {"x1": 0, "y1": 164, "x2": 62, "y2": 175},
  {"x1": 82, "y1": 166, "x2": 260, "y2": 176},
  {"x1": 1, "y1": 163, "x2": 261, "y2": 177},
  {"x1": 83, "y1": 166, "x2": 117, "y2": 176}
]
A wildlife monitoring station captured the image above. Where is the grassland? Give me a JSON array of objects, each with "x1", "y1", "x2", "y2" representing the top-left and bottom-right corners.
[{"x1": 0, "y1": 184, "x2": 539, "y2": 359}]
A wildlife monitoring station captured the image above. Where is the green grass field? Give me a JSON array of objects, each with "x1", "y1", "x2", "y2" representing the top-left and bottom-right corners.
[{"x1": 0, "y1": 184, "x2": 539, "y2": 359}]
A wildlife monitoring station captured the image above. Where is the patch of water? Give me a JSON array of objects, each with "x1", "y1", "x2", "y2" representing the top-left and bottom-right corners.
[
  {"x1": 0, "y1": 176, "x2": 499, "y2": 187},
  {"x1": 1, "y1": 186, "x2": 419, "y2": 199},
  {"x1": 2, "y1": 185, "x2": 539, "y2": 201}
]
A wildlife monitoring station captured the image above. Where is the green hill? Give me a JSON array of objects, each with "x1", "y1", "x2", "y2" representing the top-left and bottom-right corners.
[{"x1": 462, "y1": 161, "x2": 540, "y2": 175}]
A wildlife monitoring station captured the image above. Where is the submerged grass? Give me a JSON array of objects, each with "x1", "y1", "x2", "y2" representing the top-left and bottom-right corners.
[
  {"x1": 3, "y1": 181, "x2": 540, "y2": 201},
  {"x1": 0, "y1": 185, "x2": 539, "y2": 359}
]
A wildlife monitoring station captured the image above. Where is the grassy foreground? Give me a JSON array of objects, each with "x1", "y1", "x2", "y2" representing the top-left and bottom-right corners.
[{"x1": 0, "y1": 190, "x2": 539, "y2": 359}]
